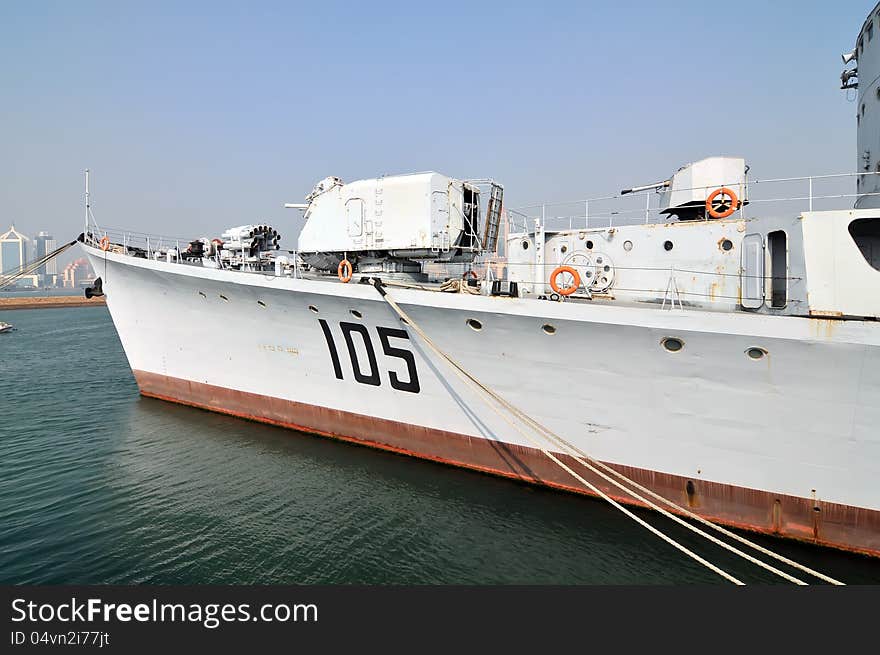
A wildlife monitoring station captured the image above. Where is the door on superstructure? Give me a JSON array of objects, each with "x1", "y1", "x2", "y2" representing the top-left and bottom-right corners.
[
  {"x1": 346, "y1": 198, "x2": 364, "y2": 238},
  {"x1": 766, "y1": 230, "x2": 788, "y2": 308},
  {"x1": 741, "y1": 233, "x2": 764, "y2": 309}
]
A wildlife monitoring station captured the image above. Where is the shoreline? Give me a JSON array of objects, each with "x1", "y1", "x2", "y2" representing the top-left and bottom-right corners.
[{"x1": 0, "y1": 296, "x2": 106, "y2": 311}]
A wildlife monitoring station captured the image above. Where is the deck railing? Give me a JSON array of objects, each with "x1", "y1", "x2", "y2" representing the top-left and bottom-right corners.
[
  {"x1": 506, "y1": 171, "x2": 880, "y2": 233},
  {"x1": 84, "y1": 227, "x2": 304, "y2": 276}
]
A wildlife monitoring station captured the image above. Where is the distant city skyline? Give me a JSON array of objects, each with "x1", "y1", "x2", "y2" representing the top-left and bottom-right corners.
[
  {"x1": 1, "y1": 1, "x2": 876, "y2": 245},
  {"x1": 0, "y1": 223, "x2": 80, "y2": 287}
]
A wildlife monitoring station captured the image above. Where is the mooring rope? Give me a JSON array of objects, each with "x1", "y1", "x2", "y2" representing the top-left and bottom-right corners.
[
  {"x1": 510, "y1": 412, "x2": 845, "y2": 585},
  {"x1": 0, "y1": 240, "x2": 77, "y2": 291},
  {"x1": 372, "y1": 280, "x2": 845, "y2": 585}
]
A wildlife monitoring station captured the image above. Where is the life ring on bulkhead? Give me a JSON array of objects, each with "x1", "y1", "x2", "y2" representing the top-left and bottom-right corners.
[
  {"x1": 462, "y1": 270, "x2": 478, "y2": 281},
  {"x1": 706, "y1": 187, "x2": 739, "y2": 219},
  {"x1": 99, "y1": 236, "x2": 111, "y2": 251},
  {"x1": 338, "y1": 259, "x2": 353, "y2": 283},
  {"x1": 549, "y1": 265, "x2": 581, "y2": 296}
]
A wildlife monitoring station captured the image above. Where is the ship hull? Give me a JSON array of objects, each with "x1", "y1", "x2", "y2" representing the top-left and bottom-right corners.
[{"x1": 84, "y1": 245, "x2": 880, "y2": 557}]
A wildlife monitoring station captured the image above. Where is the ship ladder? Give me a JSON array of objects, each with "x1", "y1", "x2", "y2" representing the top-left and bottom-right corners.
[
  {"x1": 481, "y1": 183, "x2": 504, "y2": 253},
  {"x1": 371, "y1": 279, "x2": 844, "y2": 586}
]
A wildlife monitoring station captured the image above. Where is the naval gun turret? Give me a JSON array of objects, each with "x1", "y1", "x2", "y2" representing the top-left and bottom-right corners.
[
  {"x1": 623, "y1": 156, "x2": 749, "y2": 221},
  {"x1": 294, "y1": 172, "x2": 503, "y2": 277}
]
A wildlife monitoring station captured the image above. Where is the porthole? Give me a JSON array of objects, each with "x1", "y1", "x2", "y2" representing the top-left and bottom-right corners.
[
  {"x1": 521, "y1": 240, "x2": 530, "y2": 250},
  {"x1": 308, "y1": 305, "x2": 319, "y2": 314},
  {"x1": 603, "y1": 265, "x2": 610, "y2": 272},
  {"x1": 623, "y1": 240, "x2": 633, "y2": 251},
  {"x1": 198, "y1": 291, "x2": 207, "y2": 298},
  {"x1": 746, "y1": 347, "x2": 767, "y2": 360},
  {"x1": 466, "y1": 318, "x2": 483, "y2": 331},
  {"x1": 586, "y1": 240, "x2": 594, "y2": 250},
  {"x1": 560, "y1": 245, "x2": 568, "y2": 254},
  {"x1": 350, "y1": 309, "x2": 363, "y2": 319},
  {"x1": 219, "y1": 294, "x2": 229, "y2": 302},
  {"x1": 542, "y1": 324, "x2": 557, "y2": 335},
  {"x1": 721, "y1": 239, "x2": 733, "y2": 251},
  {"x1": 257, "y1": 300, "x2": 267, "y2": 308},
  {"x1": 661, "y1": 337, "x2": 684, "y2": 353},
  {"x1": 663, "y1": 240, "x2": 674, "y2": 251}
]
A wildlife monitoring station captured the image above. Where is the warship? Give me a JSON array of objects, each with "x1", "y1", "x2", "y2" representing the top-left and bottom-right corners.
[{"x1": 79, "y1": 6, "x2": 880, "y2": 559}]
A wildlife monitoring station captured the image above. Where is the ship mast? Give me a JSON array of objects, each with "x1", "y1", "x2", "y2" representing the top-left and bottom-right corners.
[{"x1": 84, "y1": 168, "x2": 90, "y2": 238}]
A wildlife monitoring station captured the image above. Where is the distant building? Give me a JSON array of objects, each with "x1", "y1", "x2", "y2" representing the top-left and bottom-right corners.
[
  {"x1": 62, "y1": 258, "x2": 94, "y2": 288},
  {"x1": 34, "y1": 231, "x2": 58, "y2": 278},
  {"x1": 0, "y1": 224, "x2": 29, "y2": 276}
]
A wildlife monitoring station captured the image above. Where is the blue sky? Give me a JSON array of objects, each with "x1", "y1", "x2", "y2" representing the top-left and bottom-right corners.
[{"x1": 0, "y1": 1, "x2": 875, "y2": 243}]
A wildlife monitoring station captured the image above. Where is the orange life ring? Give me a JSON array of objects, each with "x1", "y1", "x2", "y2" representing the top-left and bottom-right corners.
[
  {"x1": 99, "y1": 236, "x2": 110, "y2": 251},
  {"x1": 550, "y1": 265, "x2": 581, "y2": 296},
  {"x1": 338, "y1": 259, "x2": 353, "y2": 283},
  {"x1": 462, "y1": 270, "x2": 478, "y2": 280},
  {"x1": 706, "y1": 187, "x2": 739, "y2": 219}
]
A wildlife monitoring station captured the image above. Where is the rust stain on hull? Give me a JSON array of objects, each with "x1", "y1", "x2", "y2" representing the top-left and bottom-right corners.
[
  {"x1": 810, "y1": 317, "x2": 840, "y2": 339},
  {"x1": 134, "y1": 370, "x2": 880, "y2": 559}
]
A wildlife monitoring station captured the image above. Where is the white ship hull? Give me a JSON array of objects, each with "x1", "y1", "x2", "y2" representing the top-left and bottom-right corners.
[{"x1": 84, "y1": 244, "x2": 880, "y2": 556}]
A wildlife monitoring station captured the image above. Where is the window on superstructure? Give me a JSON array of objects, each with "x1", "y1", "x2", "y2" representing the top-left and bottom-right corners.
[
  {"x1": 849, "y1": 218, "x2": 880, "y2": 271},
  {"x1": 869, "y1": 22, "x2": 874, "y2": 42},
  {"x1": 766, "y1": 231, "x2": 787, "y2": 309}
]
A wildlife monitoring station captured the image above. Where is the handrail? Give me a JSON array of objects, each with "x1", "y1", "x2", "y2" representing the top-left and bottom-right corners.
[
  {"x1": 83, "y1": 225, "x2": 805, "y2": 307},
  {"x1": 513, "y1": 171, "x2": 880, "y2": 213},
  {"x1": 85, "y1": 226, "x2": 304, "y2": 278},
  {"x1": 505, "y1": 171, "x2": 880, "y2": 233}
]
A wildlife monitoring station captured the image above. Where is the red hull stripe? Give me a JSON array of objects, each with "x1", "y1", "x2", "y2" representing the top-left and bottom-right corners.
[{"x1": 133, "y1": 370, "x2": 880, "y2": 558}]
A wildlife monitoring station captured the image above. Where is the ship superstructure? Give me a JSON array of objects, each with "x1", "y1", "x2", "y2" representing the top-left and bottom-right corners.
[{"x1": 844, "y1": 1, "x2": 880, "y2": 208}]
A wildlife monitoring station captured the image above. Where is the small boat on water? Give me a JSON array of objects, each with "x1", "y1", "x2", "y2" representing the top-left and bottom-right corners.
[{"x1": 0, "y1": 322, "x2": 14, "y2": 333}]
